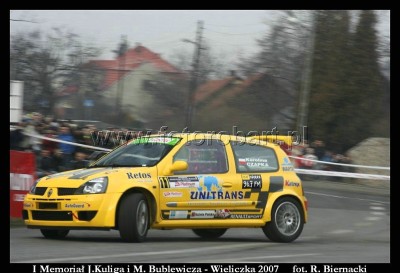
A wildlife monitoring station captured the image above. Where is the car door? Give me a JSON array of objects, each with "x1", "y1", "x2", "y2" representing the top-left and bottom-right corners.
[{"x1": 158, "y1": 138, "x2": 251, "y2": 221}]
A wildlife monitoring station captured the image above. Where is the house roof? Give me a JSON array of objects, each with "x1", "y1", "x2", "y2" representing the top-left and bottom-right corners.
[
  {"x1": 118, "y1": 46, "x2": 180, "y2": 73},
  {"x1": 209, "y1": 73, "x2": 265, "y2": 108},
  {"x1": 57, "y1": 45, "x2": 181, "y2": 95},
  {"x1": 194, "y1": 78, "x2": 235, "y2": 104},
  {"x1": 194, "y1": 73, "x2": 265, "y2": 108}
]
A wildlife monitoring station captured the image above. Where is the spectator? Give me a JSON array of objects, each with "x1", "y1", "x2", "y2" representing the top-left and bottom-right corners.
[
  {"x1": 313, "y1": 140, "x2": 326, "y2": 160},
  {"x1": 70, "y1": 151, "x2": 89, "y2": 170},
  {"x1": 301, "y1": 148, "x2": 317, "y2": 170},
  {"x1": 42, "y1": 129, "x2": 58, "y2": 154},
  {"x1": 37, "y1": 149, "x2": 56, "y2": 178},
  {"x1": 23, "y1": 121, "x2": 42, "y2": 154},
  {"x1": 52, "y1": 149, "x2": 67, "y2": 172},
  {"x1": 58, "y1": 126, "x2": 76, "y2": 163}
]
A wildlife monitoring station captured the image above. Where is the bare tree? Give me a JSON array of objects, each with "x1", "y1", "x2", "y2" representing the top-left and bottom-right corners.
[{"x1": 10, "y1": 28, "x2": 101, "y2": 114}]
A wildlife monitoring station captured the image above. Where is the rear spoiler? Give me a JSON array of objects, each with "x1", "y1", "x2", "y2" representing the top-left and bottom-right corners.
[{"x1": 250, "y1": 135, "x2": 294, "y2": 147}]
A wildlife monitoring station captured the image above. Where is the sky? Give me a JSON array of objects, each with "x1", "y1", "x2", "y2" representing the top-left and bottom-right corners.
[
  {"x1": 10, "y1": 10, "x2": 390, "y2": 65},
  {"x1": 10, "y1": 10, "x2": 276, "y2": 63}
]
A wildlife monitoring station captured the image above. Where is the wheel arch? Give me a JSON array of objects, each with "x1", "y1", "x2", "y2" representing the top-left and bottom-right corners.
[
  {"x1": 264, "y1": 193, "x2": 307, "y2": 224},
  {"x1": 115, "y1": 187, "x2": 157, "y2": 230}
]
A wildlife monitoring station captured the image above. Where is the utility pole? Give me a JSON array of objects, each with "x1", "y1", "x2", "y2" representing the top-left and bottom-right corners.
[
  {"x1": 297, "y1": 12, "x2": 316, "y2": 133},
  {"x1": 184, "y1": 20, "x2": 204, "y2": 130},
  {"x1": 115, "y1": 35, "x2": 128, "y2": 121}
]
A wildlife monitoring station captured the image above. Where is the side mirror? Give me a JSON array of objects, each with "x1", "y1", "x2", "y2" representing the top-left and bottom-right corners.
[{"x1": 163, "y1": 160, "x2": 188, "y2": 176}]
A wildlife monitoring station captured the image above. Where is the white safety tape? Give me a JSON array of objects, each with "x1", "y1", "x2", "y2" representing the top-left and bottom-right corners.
[
  {"x1": 20, "y1": 131, "x2": 390, "y2": 180},
  {"x1": 22, "y1": 132, "x2": 112, "y2": 152},
  {"x1": 295, "y1": 168, "x2": 390, "y2": 180},
  {"x1": 289, "y1": 155, "x2": 390, "y2": 170}
]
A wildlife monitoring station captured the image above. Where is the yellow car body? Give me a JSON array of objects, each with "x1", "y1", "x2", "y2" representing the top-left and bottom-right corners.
[{"x1": 23, "y1": 133, "x2": 308, "y2": 242}]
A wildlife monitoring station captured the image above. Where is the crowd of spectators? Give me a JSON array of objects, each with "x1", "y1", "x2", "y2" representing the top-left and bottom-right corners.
[
  {"x1": 289, "y1": 139, "x2": 352, "y2": 181},
  {"x1": 10, "y1": 112, "x2": 132, "y2": 178},
  {"x1": 11, "y1": 112, "x2": 354, "y2": 181}
]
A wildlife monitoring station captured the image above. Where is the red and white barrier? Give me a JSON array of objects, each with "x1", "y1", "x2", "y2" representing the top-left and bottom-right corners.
[{"x1": 10, "y1": 150, "x2": 36, "y2": 218}]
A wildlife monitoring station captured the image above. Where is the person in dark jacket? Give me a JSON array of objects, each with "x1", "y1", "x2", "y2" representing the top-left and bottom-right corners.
[{"x1": 37, "y1": 149, "x2": 56, "y2": 178}]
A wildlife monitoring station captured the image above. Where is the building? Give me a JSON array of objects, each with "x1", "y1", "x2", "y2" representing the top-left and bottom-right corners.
[{"x1": 55, "y1": 44, "x2": 186, "y2": 128}]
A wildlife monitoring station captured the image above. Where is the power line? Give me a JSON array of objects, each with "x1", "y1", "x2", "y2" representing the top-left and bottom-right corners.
[
  {"x1": 10, "y1": 19, "x2": 37, "y2": 23},
  {"x1": 205, "y1": 28, "x2": 265, "y2": 36}
]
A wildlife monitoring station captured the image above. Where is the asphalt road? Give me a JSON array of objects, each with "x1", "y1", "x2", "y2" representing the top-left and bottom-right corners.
[{"x1": 10, "y1": 179, "x2": 390, "y2": 264}]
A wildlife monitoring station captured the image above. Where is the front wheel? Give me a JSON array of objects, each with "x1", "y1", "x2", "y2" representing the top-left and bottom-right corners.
[
  {"x1": 262, "y1": 197, "x2": 304, "y2": 242},
  {"x1": 192, "y1": 228, "x2": 227, "y2": 239},
  {"x1": 118, "y1": 193, "x2": 149, "y2": 242},
  {"x1": 40, "y1": 229, "x2": 69, "y2": 239}
]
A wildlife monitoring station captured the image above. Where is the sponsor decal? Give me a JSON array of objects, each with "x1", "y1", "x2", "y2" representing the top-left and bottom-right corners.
[
  {"x1": 285, "y1": 180, "x2": 300, "y2": 187},
  {"x1": 242, "y1": 174, "x2": 262, "y2": 189},
  {"x1": 185, "y1": 175, "x2": 244, "y2": 200},
  {"x1": 159, "y1": 176, "x2": 199, "y2": 188},
  {"x1": 163, "y1": 191, "x2": 183, "y2": 198},
  {"x1": 132, "y1": 137, "x2": 180, "y2": 146},
  {"x1": 282, "y1": 157, "x2": 294, "y2": 171},
  {"x1": 238, "y1": 158, "x2": 247, "y2": 165},
  {"x1": 239, "y1": 158, "x2": 269, "y2": 167},
  {"x1": 169, "y1": 176, "x2": 199, "y2": 183},
  {"x1": 126, "y1": 172, "x2": 152, "y2": 181},
  {"x1": 214, "y1": 209, "x2": 231, "y2": 219},
  {"x1": 190, "y1": 210, "x2": 215, "y2": 219},
  {"x1": 230, "y1": 214, "x2": 263, "y2": 219},
  {"x1": 171, "y1": 182, "x2": 199, "y2": 188},
  {"x1": 64, "y1": 202, "x2": 91, "y2": 209},
  {"x1": 190, "y1": 191, "x2": 244, "y2": 200},
  {"x1": 169, "y1": 210, "x2": 188, "y2": 219},
  {"x1": 173, "y1": 201, "x2": 252, "y2": 207}
]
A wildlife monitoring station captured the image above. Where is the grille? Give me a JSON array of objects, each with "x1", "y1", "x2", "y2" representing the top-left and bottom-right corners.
[
  {"x1": 58, "y1": 188, "x2": 78, "y2": 196},
  {"x1": 31, "y1": 211, "x2": 72, "y2": 221},
  {"x1": 34, "y1": 187, "x2": 47, "y2": 195},
  {"x1": 38, "y1": 202, "x2": 58, "y2": 209}
]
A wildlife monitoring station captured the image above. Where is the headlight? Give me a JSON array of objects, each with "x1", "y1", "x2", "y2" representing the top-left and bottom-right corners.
[
  {"x1": 76, "y1": 177, "x2": 108, "y2": 194},
  {"x1": 29, "y1": 179, "x2": 41, "y2": 194}
]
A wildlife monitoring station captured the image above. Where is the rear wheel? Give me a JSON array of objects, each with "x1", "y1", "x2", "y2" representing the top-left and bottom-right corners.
[
  {"x1": 192, "y1": 228, "x2": 227, "y2": 239},
  {"x1": 40, "y1": 229, "x2": 69, "y2": 239},
  {"x1": 262, "y1": 197, "x2": 304, "y2": 242},
  {"x1": 118, "y1": 193, "x2": 149, "y2": 242}
]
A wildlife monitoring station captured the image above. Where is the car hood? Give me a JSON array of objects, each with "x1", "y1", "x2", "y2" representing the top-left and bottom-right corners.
[{"x1": 37, "y1": 167, "x2": 155, "y2": 188}]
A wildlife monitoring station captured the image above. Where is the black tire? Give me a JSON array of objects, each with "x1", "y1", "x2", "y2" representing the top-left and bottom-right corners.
[
  {"x1": 192, "y1": 228, "x2": 227, "y2": 239},
  {"x1": 40, "y1": 229, "x2": 69, "y2": 239},
  {"x1": 262, "y1": 197, "x2": 304, "y2": 243},
  {"x1": 118, "y1": 193, "x2": 149, "y2": 242}
]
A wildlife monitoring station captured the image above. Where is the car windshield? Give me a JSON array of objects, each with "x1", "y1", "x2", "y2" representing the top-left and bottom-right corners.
[{"x1": 90, "y1": 136, "x2": 181, "y2": 167}]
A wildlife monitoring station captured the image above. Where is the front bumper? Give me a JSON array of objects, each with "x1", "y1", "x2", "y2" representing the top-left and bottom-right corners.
[{"x1": 23, "y1": 192, "x2": 122, "y2": 229}]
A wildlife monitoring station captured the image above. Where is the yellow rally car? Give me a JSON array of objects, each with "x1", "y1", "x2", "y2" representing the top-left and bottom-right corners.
[{"x1": 23, "y1": 133, "x2": 308, "y2": 243}]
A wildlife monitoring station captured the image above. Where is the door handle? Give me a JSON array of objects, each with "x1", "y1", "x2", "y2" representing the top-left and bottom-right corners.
[{"x1": 222, "y1": 182, "x2": 232, "y2": 188}]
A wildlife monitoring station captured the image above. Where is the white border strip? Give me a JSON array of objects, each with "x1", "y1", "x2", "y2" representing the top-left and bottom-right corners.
[
  {"x1": 289, "y1": 155, "x2": 390, "y2": 170},
  {"x1": 295, "y1": 168, "x2": 390, "y2": 180},
  {"x1": 22, "y1": 132, "x2": 112, "y2": 152}
]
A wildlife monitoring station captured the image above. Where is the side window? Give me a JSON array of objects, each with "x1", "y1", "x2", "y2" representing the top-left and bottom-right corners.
[
  {"x1": 173, "y1": 140, "x2": 228, "y2": 174},
  {"x1": 231, "y1": 141, "x2": 278, "y2": 173}
]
